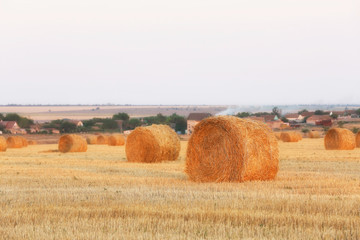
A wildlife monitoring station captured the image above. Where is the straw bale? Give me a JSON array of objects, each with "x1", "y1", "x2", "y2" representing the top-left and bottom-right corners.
[
  {"x1": 324, "y1": 128, "x2": 355, "y2": 150},
  {"x1": 20, "y1": 136, "x2": 28, "y2": 147},
  {"x1": 86, "y1": 136, "x2": 98, "y2": 145},
  {"x1": 58, "y1": 134, "x2": 87, "y2": 153},
  {"x1": 108, "y1": 134, "x2": 125, "y2": 146},
  {"x1": 96, "y1": 135, "x2": 109, "y2": 145},
  {"x1": 280, "y1": 132, "x2": 300, "y2": 142},
  {"x1": 274, "y1": 132, "x2": 281, "y2": 140},
  {"x1": 185, "y1": 116, "x2": 279, "y2": 182},
  {"x1": 0, "y1": 136, "x2": 7, "y2": 152},
  {"x1": 356, "y1": 132, "x2": 360, "y2": 148},
  {"x1": 308, "y1": 131, "x2": 321, "y2": 138},
  {"x1": 6, "y1": 136, "x2": 24, "y2": 148},
  {"x1": 126, "y1": 124, "x2": 180, "y2": 163},
  {"x1": 28, "y1": 140, "x2": 37, "y2": 145}
]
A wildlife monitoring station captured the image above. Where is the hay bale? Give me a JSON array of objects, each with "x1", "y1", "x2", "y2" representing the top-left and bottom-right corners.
[
  {"x1": 0, "y1": 136, "x2": 7, "y2": 152},
  {"x1": 28, "y1": 140, "x2": 37, "y2": 145},
  {"x1": 20, "y1": 136, "x2": 28, "y2": 147},
  {"x1": 126, "y1": 124, "x2": 180, "y2": 163},
  {"x1": 108, "y1": 134, "x2": 125, "y2": 146},
  {"x1": 6, "y1": 136, "x2": 24, "y2": 148},
  {"x1": 274, "y1": 132, "x2": 281, "y2": 140},
  {"x1": 185, "y1": 116, "x2": 279, "y2": 182},
  {"x1": 324, "y1": 128, "x2": 355, "y2": 150},
  {"x1": 96, "y1": 135, "x2": 109, "y2": 145},
  {"x1": 280, "y1": 132, "x2": 300, "y2": 142},
  {"x1": 308, "y1": 131, "x2": 321, "y2": 138},
  {"x1": 356, "y1": 132, "x2": 360, "y2": 148},
  {"x1": 86, "y1": 136, "x2": 98, "y2": 145},
  {"x1": 58, "y1": 134, "x2": 87, "y2": 153}
]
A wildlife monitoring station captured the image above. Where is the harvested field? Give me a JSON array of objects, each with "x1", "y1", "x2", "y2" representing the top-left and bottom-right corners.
[{"x1": 0, "y1": 139, "x2": 359, "y2": 239}]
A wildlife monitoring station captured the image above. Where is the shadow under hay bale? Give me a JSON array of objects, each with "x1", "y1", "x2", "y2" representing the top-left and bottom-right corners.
[
  {"x1": 308, "y1": 131, "x2": 321, "y2": 138},
  {"x1": 185, "y1": 116, "x2": 279, "y2": 182},
  {"x1": 6, "y1": 136, "x2": 24, "y2": 148},
  {"x1": 96, "y1": 135, "x2": 108, "y2": 145},
  {"x1": 126, "y1": 124, "x2": 180, "y2": 163},
  {"x1": 58, "y1": 134, "x2": 87, "y2": 153},
  {"x1": 0, "y1": 136, "x2": 7, "y2": 152},
  {"x1": 108, "y1": 134, "x2": 125, "y2": 146},
  {"x1": 357, "y1": 132, "x2": 360, "y2": 148},
  {"x1": 86, "y1": 136, "x2": 98, "y2": 145},
  {"x1": 324, "y1": 128, "x2": 355, "y2": 150},
  {"x1": 280, "y1": 132, "x2": 300, "y2": 142}
]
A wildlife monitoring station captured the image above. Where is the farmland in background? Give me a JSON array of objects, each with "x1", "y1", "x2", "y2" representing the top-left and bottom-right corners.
[{"x1": 0, "y1": 139, "x2": 359, "y2": 239}]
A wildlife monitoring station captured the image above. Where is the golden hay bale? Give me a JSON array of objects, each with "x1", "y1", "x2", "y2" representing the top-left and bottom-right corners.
[
  {"x1": 58, "y1": 134, "x2": 87, "y2": 153},
  {"x1": 280, "y1": 132, "x2": 300, "y2": 142},
  {"x1": 86, "y1": 136, "x2": 98, "y2": 145},
  {"x1": 126, "y1": 124, "x2": 180, "y2": 163},
  {"x1": 28, "y1": 140, "x2": 37, "y2": 145},
  {"x1": 6, "y1": 136, "x2": 24, "y2": 148},
  {"x1": 108, "y1": 134, "x2": 125, "y2": 146},
  {"x1": 19, "y1": 136, "x2": 28, "y2": 147},
  {"x1": 356, "y1": 132, "x2": 360, "y2": 148},
  {"x1": 96, "y1": 135, "x2": 109, "y2": 145},
  {"x1": 308, "y1": 131, "x2": 321, "y2": 138},
  {"x1": 185, "y1": 116, "x2": 279, "y2": 182},
  {"x1": 324, "y1": 128, "x2": 355, "y2": 150},
  {"x1": 0, "y1": 136, "x2": 7, "y2": 152},
  {"x1": 274, "y1": 132, "x2": 281, "y2": 140}
]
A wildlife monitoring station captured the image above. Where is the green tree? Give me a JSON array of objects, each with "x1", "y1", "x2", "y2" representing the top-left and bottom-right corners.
[
  {"x1": 330, "y1": 113, "x2": 338, "y2": 119},
  {"x1": 236, "y1": 112, "x2": 250, "y2": 118},
  {"x1": 59, "y1": 121, "x2": 77, "y2": 133},
  {"x1": 102, "y1": 119, "x2": 118, "y2": 130},
  {"x1": 281, "y1": 117, "x2": 289, "y2": 123},
  {"x1": 3, "y1": 113, "x2": 22, "y2": 122},
  {"x1": 298, "y1": 109, "x2": 308, "y2": 114},
  {"x1": 0, "y1": 113, "x2": 4, "y2": 120},
  {"x1": 167, "y1": 113, "x2": 187, "y2": 134},
  {"x1": 112, "y1": 112, "x2": 130, "y2": 121},
  {"x1": 128, "y1": 118, "x2": 142, "y2": 129},
  {"x1": 272, "y1": 107, "x2": 281, "y2": 118},
  {"x1": 314, "y1": 110, "x2": 326, "y2": 115}
]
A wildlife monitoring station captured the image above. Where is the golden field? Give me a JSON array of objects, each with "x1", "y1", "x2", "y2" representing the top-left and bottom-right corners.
[{"x1": 1, "y1": 139, "x2": 360, "y2": 239}]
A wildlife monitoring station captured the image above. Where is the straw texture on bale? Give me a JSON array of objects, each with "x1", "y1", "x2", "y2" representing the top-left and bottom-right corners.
[
  {"x1": 126, "y1": 124, "x2": 180, "y2": 163},
  {"x1": 96, "y1": 135, "x2": 109, "y2": 145},
  {"x1": 20, "y1": 137, "x2": 28, "y2": 147},
  {"x1": 86, "y1": 136, "x2": 98, "y2": 145},
  {"x1": 6, "y1": 136, "x2": 24, "y2": 148},
  {"x1": 185, "y1": 116, "x2": 279, "y2": 182},
  {"x1": 58, "y1": 134, "x2": 87, "y2": 153},
  {"x1": 274, "y1": 132, "x2": 281, "y2": 140},
  {"x1": 308, "y1": 131, "x2": 321, "y2": 138},
  {"x1": 324, "y1": 128, "x2": 355, "y2": 150},
  {"x1": 280, "y1": 132, "x2": 300, "y2": 142},
  {"x1": 356, "y1": 132, "x2": 360, "y2": 148},
  {"x1": 0, "y1": 136, "x2": 7, "y2": 152},
  {"x1": 28, "y1": 140, "x2": 37, "y2": 145},
  {"x1": 108, "y1": 134, "x2": 125, "y2": 146}
]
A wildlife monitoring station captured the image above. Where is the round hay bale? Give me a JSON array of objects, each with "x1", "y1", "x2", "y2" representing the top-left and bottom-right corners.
[
  {"x1": 126, "y1": 124, "x2": 180, "y2": 163},
  {"x1": 96, "y1": 135, "x2": 109, "y2": 145},
  {"x1": 0, "y1": 136, "x2": 7, "y2": 152},
  {"x1": 308, "y1": 131, "x2": 320, "y2": 138},
  {"x1": 108, "y1": 134, "x2": 125, "y2": 146},
  {"x1": 280, "y1": 132, "x2": 300, "y2": 142},
  {"x1": 86, "y1": 136, "x2": 98, "y2": 145},
  {"x1": 28, "y1": 140, "x2": 37, "y2": 145},
  {"x1": 324, "y1": 128, "x2": 355, "y2": 150},
  {"x1": 356, "y1": 132, "x2": 360, "y2": 148},
  {"x1": 185, "y1": 116, "x2": 279, "y2": 182},
  {"x1": 58, "y1": 134, "x2": 87, "y2": 153},
  {"x1": 6, "y1": 136, "x2": 24, "y2": 148},
  {"x1": 20, "y1": 136, "x2": 28, "y2": 147},
  {"x1": 274, "y1": 132, "x2": 281, "y2": 140}
]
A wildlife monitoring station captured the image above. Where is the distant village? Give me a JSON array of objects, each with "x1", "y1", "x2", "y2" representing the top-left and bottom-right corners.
[{"x1": 1, "y1": 107, "x2": 360, "y2": 135}]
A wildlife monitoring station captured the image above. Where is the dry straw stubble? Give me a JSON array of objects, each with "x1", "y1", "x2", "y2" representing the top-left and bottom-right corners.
[
  {"x1": 126, "y1": 124, "x2": 180, "y2": 163},
  {"x1": 108, "y1": 134, "x2": 125, "y2": 146},
  {"x1": 0, "y1": 136, "x2": 7, "y2": 152},
  {"x1": 324, "y1": 128, "x2": 355, "y2": 150},
  {"x1": 185, "y1": 116, "x2": 279, "y2": 182},
  {"x1": 58, "y1": 134, "x2": 88, "y2": 153}
]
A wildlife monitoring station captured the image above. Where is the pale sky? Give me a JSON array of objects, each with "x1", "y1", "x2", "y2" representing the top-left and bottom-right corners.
[{"x1": 0, "y1": 0, "x2": 359, "y2": 105}]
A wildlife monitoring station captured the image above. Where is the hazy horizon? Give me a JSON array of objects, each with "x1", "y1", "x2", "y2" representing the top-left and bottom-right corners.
[{"x1": 1, "y1": 0, "x2": 359, "y2": 105}]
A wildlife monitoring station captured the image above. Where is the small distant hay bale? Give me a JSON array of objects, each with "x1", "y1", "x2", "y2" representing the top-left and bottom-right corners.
[
  {"x1": 274, "y1": 132, "x2": 281, "y2": 140},
  {"x1": 126, "y1": 124, "x2": 180, "y2": 163},
  {"x1": 280, "y1": 132, "x2": 300, "y2": 142},
  {"x1": 308, "y1": 131, "x2": 321, "y2": 138},
  {"x1": 185, "y1": 116, "x2": 279, "y2": 182},
  {"x1": 0, "y1": 136, "x2": 7, "y2": 152},
  {"x1": 324, "y1": 128, "x2": 355, "y2": 150},
  {"x1": 86, "y1": 136, "x2": 98, "y2": 145},
  {"x1": 6, "y1": 136, "x2": 24, "y2": 148},
  {"x1": 58, "y1": 134, "x2": 87, "y2": 153},
  {"x1": 108, "y1": 134, "x2": 125, "y2": 146},
  {"x1": 356, "y1": 132, "x2": 360, "y2": 148},
  {"x1": 96, "y1": 135, "x2": 109, "y2": 145},
  {"x1": 28, "y1": 140, "x2": 37, "y2": 145},
  {"x1": 19, "y1": 137, "x2": 28, "y2": 147}
]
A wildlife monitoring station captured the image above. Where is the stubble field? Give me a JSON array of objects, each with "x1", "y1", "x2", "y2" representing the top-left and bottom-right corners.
[{"x1": 1, "y1": 139, "x2": 360, "y2": 239}]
